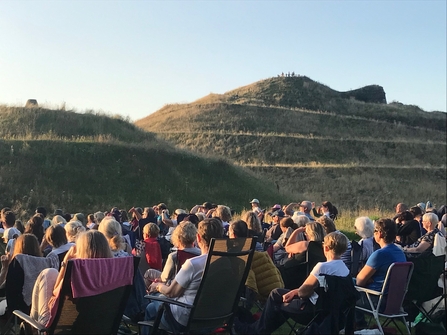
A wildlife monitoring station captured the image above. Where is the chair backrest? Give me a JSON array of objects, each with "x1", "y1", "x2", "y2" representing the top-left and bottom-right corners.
[
  {"x1": 305, "y1": 241, "x2": 326, "y2": 275},
  {"x1": 381, "y1": 262, "x2": 414, "y2": 315},
  {"x1": 49, "y1": 257, "x2": 134, "y2": 334},
  {"x1": 175, "y1": 250, "x2": 199, "y2": 274},
  {"x1": 186, "y1": 237, "x2": 255, "y2": 332},
  {"x1": 406, "y1": 253, "x2": 445, "y2": 303},
  {"x1": 350, "y1": 240, "x2": 362, "y2": 277}
]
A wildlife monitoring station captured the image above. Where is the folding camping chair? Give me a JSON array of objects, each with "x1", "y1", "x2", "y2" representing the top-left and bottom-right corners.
[
  {"x1": 355, "y1": 262, "x2": 414, "y2": 335},
  {"x1": 14, "y1": 256, "x2": 134, "y2": 334},
  {"x1": 138, "y1": 237, "x2": 256, "y2": 334}
]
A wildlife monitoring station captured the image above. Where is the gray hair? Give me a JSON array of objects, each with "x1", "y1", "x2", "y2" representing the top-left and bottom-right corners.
[
  {"x1": 292, "y1": 214, "x2": 310, "y2": 227},
  {"x1": 354, "y1": 217, "x2": 374, "y2": 239},
  {"x1": 422, "y1": 213, "x2": 438, "y2": 229}
]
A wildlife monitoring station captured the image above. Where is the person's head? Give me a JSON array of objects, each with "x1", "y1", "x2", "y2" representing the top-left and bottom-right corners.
[
  {"x1": 354, "y1": 217, "x2": 374, "y2": 239},
  {"x1": 35, "y1": 206, "x2": 47, "y2": 218},
  {"x1": 291, "y1": 213, "x2": 310, "y2": 228},
  {"x1": 72, "y1": 213, "x2": 86, "y2": 226},
  {"x1": 76, "y1": 230, "x2": 113, "y2": 259},
  {"x1": 242, "y1": 211, "x2": 262, "y2": 234},
  {"x1": 271, "y1": 210, "x2": 285, "y2": 223},
  {"x1": 305, "y1": 221, "x2": 326, "y2": 242},
  {"x1": 422, "y1": 213, "x2": 438, "y2": 231},
  {"x1": 143, "y1": 222, "x2": 160, "y2": 239},
  {"x1": 299, "y1": 201, "x2": 312, "y2": 214},
  {"x1": 202, "y1": 202, "x2": 213, "y2": 212},
  {"x1": 45, "y1": 225, "x2": 68, "y2": 248},
  {"x1": 94, "y1": 211, "x2": 105, "y2": 224},
  {"x1": 51, "y1": 215, "x2": 67, "y2": 226},
  {"x1": 3, "y1": 211, "x2": 16, "y2": 228},
  {"x1": 195, "y1": 212, "x2": 206, "y2": 222},
  {"x1": 13, "y1": 233, "x2": 42, "y2": 258},
  {"x1": 120, "y1": 210, "x2": 129, "y2": 223},
  {"x1": 197, "y1": 218, "x2": 224, "y2": 249},
  {"x1": 279, "y1": 217, "x2": 296, "y2": 233},
  {"x1": 229, "y1": 220, "x2": 248, "y2": 238},
  {"x1": 213, "y1": 205, "x2": 232, "y2": 223},
  {"x1": 157, "y1": 203, "x2": 167, "y2": 214},
  {"x1": 322, "y1": 201, "x2": 338, "y2": 219},
  {"x1": 98, "y1": 217, "x2": 125, "y2": 251},
  {"x1": 171, "y1": 221, "x2": 197, "y2": 248},
  {"x1": 323, "y1": 232, "x2": 348, "y2": 257},
  {"x1": 396, "y1": 210, "x2": 414, "y2": 223},
  {"x1": 87, "y1": 214, "x2": 95, "y2": 224},
  {"x1": 1, "y1": 207, "x2": 11, "y2": 221},
  {"x1": 24, "y1": 214, "x2": 44, "y2": 243},
  {"x1": 316, "y1": 216, "x2": 336, "y2": 234},
  {"x1": 14, "y1": 220, "x2": 25, "y2": 234},
  {"x1": 65, "y1": 220, "x2": 86, "y2": 243},
  {"x1": 373, "y1": 218, "x2": 397, "y2": 244},
  {"x1": 395, "y1": 203, "x2": 408, "y2": 214},
  {"x1": 143, "y1": 207, "x2": 156, "y2": 219},
  {"x1": 409, "y1": 206, "x2": 423, "y2": 219},
  {"x1": 250, "y1": 199, "x2": 260, "y2": 208}
]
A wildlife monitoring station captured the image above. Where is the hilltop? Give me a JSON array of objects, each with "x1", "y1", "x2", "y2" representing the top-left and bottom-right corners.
[
  {"x1": 136, "y1": 76, "x2": 447, "y2": 210},
  {"x1": 0, "y1": 106, "x2": 288, "y2": 218}
]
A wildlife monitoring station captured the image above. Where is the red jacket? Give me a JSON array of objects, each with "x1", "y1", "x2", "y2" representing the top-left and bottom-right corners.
[{"x1": 144, "y1": 237, "x2": 162, "y2": 270}]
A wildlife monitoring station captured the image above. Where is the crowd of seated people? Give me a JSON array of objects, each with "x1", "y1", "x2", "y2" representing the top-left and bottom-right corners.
[{"x1": 0, "y1": 199, "x2": 445, "y2": 334}]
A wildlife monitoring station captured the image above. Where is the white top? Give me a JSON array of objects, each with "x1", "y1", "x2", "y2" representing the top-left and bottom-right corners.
[
  {"x1": 310, "y1": 259, "x2": 349, "y2": 284},
  {"x1": 171, "y1": 253, "x2": 207, "y2": 326}
]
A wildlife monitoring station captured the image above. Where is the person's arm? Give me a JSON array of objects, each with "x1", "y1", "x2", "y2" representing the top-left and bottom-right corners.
[
  {"x1": 404, "y1": 240, "x2": 430, "y2": 253},
  {"x1": 53, "y1": 245, "x2": 77, "y2": 295},
  {"x1": 0, "y1": 254, "x2": 10, "y2": 286},
  {"x1": 282, "y1": 272, "x2": 319, "y2": 302},
  {"x1": 160, "y1": 253, "x2": 175, "y2": 283},
  {"x1": 129, "y1": 207, "x2": 143, "y2": 221},
  {"x1": 285, "y1": 240, "x2": 309, "y2": 254},
  {"x1": 149, "y1": 279, "x2": 186, "y2": 299},
  {"x1": 285, "y1": 227, "x2": 306, "y2": 247},
  {"x1": 284, "y1": 203, "x2": 299, "y2": 216},
  {"x1": 356, "y1": 265, "x2": 376, "y2": 287}
]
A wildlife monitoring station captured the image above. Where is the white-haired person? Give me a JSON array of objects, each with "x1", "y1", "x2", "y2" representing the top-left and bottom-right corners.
[
  {"x1": 143, "y1": 221, "x2": 200, "y2": 288},
  {"x1": 354, "y1": 216, "x2": 375, "y2": 263},
  {"x1": 64, "y1": 220, "x2": 86, "y2": 243},
  {"x1": 98, "y1": 217, "x2": 132, "y2": 257},
  {"x1": 403, "y1": 213, "x2": 444, "y2": 256}
]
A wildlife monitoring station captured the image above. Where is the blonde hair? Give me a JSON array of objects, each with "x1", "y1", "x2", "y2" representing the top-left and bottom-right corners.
[
  {"x1": 65, "y1": 220, "x2": 86, "y2": 242},
  {"x1": 316, "y1": 216, "x2": 336, "y2": 234},
  {"x1": 171, "y1": 221, "x2": 197, "y2": 248},
  {"x1": 214, "y1": 205, "x2": 232, "y2": 222},
  {"x1": 305, "y1": 222, "x2": 326, "y2": 242},
  {"x1": 324, "y1": 231, "x2": 348, "y2": 256},
  {"x1": 51, "y1": 215, "x2": 67, "y2": 226},
  {"x1": 76, "y1": 230, "x2": 113, "y2": 259},
  {"x1": 98, "y1": 217, "x2": 125, "y2": 252},
  {"x1": 241, "y1": 211, "x2": 262, "y2": 234},
  {"x1": 143, "y1": 223, "x2": 160, "y2": 238}
]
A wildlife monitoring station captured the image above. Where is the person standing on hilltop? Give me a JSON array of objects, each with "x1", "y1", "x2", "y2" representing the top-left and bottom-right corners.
[{"x1": 250, "y1": 199, "x2": 264, "y2": 221}]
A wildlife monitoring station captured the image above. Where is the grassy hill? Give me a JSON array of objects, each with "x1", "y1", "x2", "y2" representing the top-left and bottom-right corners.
[
  {"x1": 136, "y1": 76, "x2": 447, "y2": 210},
  {"x1": 0, "y1": 106, "x2": 289, "y2": 218}
]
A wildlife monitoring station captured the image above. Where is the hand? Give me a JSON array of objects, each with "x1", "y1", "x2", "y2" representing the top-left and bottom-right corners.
[
  {"x1": 148, "y1": 282, "x2": 159, "y2": 294},
  {"x1": 64, "y1": 245, "x2": 77, "y2": 262},
  {"x1": 1, "y1": 254, "x2": 10, "y2": 267},
  {"x1": 311, "y1": 202, "x2": 315, "y2": 209},
  {"x1": 283, "y1": 290, "x2": 297, "y2": 303}
]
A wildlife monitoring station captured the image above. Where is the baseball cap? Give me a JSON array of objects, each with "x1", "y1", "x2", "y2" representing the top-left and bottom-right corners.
[
  {"x1": 271, "y1": 210, "x2": 285, "y2": 218},
  {"x1": 250, "y1": 199, "x2": 260, "y2": 204},
  {"x1": 271, "y1": 204, "x2": 281, "y2": 211}
]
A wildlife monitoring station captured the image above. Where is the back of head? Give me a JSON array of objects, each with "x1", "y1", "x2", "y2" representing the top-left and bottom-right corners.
[
  {"x1": 46, "y1": 225, "x2": 68, "y2": 248},
  {"x1": 214, "y1": 205, "x2": 232, "y2": 222},
  {"x1": 230, "y1": 220, "x2": 248, "y2": 238},
  {"x1": 35, "y1": 206, "x2": 47, "y2": 218},
  {"x1": 4, "y1": 211, "x2": 16, "y2": 228},
  {"x1": 242, "y1": 211, "x2": 262, "y2": 234},
  {"x1": 51, "y1": 215, "x2": 67, "y2": 226},
  {"x1": 292, "y1": 214, "x2": 310, "y2": 227},
  {"x1": 98, "y1": 217, "x2": 125, "y2": 251},
  {"x1": 94, "y1": 211, "x2": 105, "y2": 224},
  {"x1": 305, "y1": 221, "x2": 326, "y2": 242},
  {"x1": 25, "y1": 214, "x2": 44, "y2": 242},
  {"x1": 76, "y1": 230, "x2": 113, "y2": 259},
  {"x1": 324, "y1": 231, "x2": 348, "y2": 256},
  {"x1": 354, "y1": 217, "x2": 374, "y2": 239},
  {"x1": 316, "y1": 216, "x2": 336, "y2": 234},
  {"x1": 172, "y1": 221, "x2": 197, "y2": 248},
  {"x1": 410, "y1": 206, "x2": 423, "y2": 218},
  {"x1": 395, "y1": 203, "x2": 408, "y2": 213},
  {"x1": 280, "y1": 217, "x2": 296, "y2": 230},
  {"x1": 143, "y1": 222, "x2": 160, "y2": 238},
  {"x1": 397, "y1": 210, "x2": 414, "y2": 222},
  {"x1": 198, "y1": 218, "x2": 224, "y2": 247},
  {"x1": 13, "y1": 233, "x2": 42, "y2": 258},
  {"x1": 374, "y1": 218, "x2": 397, "y2": 243},
  {"x1": 300, "y1": 201, "x2": 312, "y2": 213},
  {"x1": 65, "y1": 220, "x2": 86, "y2": 242},
  {"x1": 73, "y1": 213, "x2": 86, "y2": 226}
]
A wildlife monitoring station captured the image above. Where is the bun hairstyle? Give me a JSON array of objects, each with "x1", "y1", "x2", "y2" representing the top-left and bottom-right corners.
[
  {"x1": 98, "y1": 217, "x2": 126, "y2": 252},
  {"x1": 65, "y1": 220, "x2": 86, "y2": 242}
]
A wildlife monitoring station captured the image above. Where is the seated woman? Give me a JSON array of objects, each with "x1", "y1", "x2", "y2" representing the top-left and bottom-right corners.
[
  {"x1": 395, "y1": 210, "x2": 421, "y2": 246},
  {"x1": 64, "y1": 220, "x2": 86, "y2": 243},
  {"x1": 241, "y1": 211, "x2": 264, "y2": 251},
  {"x1": 234, "y1": 232, "x2": 350, "y2": 334},
  {"x1": 144, "y1": 221, "x2": 200, "y2": 288},
  {"x1": 24, "y1": 214, "x2": 44, "y2": 244},
  {"x1": 30, "y1": 230, "x2": 113, "y2": 326},
  {"x1": 98, "y1": 217, "x2": 132, "y2": 257},
  {"x1": 273, "y1": 218, "x2": 297, "y2": 265},
  {"x1": 403, "y1": 213, "x2": 443, "y2": 256},
  {"x1": 45, "y1": 225, "x2": 75, "y2": 268},
  {"x1": 284, "y1": 221, "x2": 325, "y2": 258},
  {"x1": 354, "y1": 217, "x2": 375, "y2": 263},
  {"x1": 142, "y1": 218, "x2": 224, "y2": 334},
  {"x1": 312, "y1": 201, "x2": 339, "y2": 221}
]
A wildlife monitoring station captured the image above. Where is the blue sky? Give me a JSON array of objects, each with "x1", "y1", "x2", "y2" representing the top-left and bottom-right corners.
[{"x1": 1, "y1": 1, "x2": 445, "y2": 121}]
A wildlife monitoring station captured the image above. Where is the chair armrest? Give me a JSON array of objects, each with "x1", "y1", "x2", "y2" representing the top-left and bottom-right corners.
[
  {"x1": 13, "y1": 310, "x2": 47, "y2": 332},
  {"x1": 143, "y1": 294, "x2": 193, "y2": 309},
  {"x1": 355, "y1": 286, "x2": 382, "y2": 296}
]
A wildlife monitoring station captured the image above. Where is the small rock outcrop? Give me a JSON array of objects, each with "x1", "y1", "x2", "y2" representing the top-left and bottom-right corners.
[{"x1": 25, "y1": 99, "x2": 38, "y2": 108}]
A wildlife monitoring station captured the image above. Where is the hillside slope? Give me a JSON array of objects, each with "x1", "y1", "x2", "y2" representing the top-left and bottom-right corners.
[
  {"x1": 136, "y1": 76, "x2": 447, "y2": 209},
  {"x1": 0, "y1": 106, "x2": 288, "y2": 217}
]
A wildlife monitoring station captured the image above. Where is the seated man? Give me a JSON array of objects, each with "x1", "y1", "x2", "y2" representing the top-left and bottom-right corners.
[
  {"x1": 142, "y1": 218, "x2": 224, "y2": 334},
  {"x1": 234, "y1": 231, "x2": 351, "y2": 334},
  {"x1": 355, "y1": 218, "x2": 406, "y2": 326}
]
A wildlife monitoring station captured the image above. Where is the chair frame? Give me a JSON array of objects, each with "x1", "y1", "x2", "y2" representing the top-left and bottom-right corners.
[
  {"x1": 139, "y1": 237, "x2": 256, "y2": 334},
  {"x1": 13, "y1": 257, "x2": 134, "y2": 335},
  {"x1": 355, "y1": 262, "x2": 414, "y2": 335}
]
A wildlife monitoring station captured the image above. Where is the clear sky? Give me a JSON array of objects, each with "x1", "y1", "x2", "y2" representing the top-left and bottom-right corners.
[{"x1": 1, "y1": 1, "x2": 445, "y2": 121}]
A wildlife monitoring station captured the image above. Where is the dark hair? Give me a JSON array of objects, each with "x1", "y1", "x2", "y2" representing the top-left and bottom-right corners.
[
  {"x1": 25, "y1": 214, "x2": 44, "y2": 243},
  {"x1": 63, "y1": 213, "x2": 72, "y2": 222},
  {"x1": 4, "y1": 211, "x2": 16, "y2": 227},
  {"x1": 397, "y1": 211, "x2": 414, "y2": 222},
  {"x1": 13, "y1": 233, "x2": 42, "y2": 258},
  {"x1": 322, "y1": 201, "x2": 338, "y2": 220},
  {"x1": 230, "y1": 220, "x2": 248, "y2": 238},
  {"x1": 120, "y1": 210, "x2": 128, "y2": 222},
  {"x1": 36, "y1": 206, "x2": 47, "y2": 218},
  {"x1": 184, "y1": 214, "x2": 199, "y2": 226},
  {"x1": 374, "y1": 218, "x2": 397, "y2": 243},
  {"x1": 409, "y1": 206, "x2": 422, "y2": 218},
  {"x1": 280, "y1": 217, "x2": 297, "y2": 230},
  {"x1": 46, "y1": 225, "x2": 68, "y2": 248}
]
